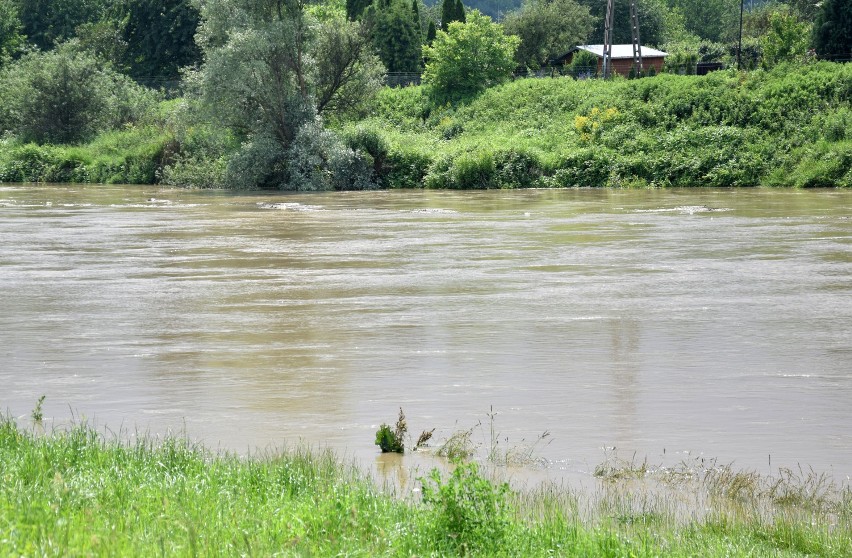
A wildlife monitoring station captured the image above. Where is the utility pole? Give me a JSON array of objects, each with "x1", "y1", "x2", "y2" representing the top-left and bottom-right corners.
[
  {"x1": 737, "y1": 0, "x2": 744, "y2": 70},
  {"x1": 630, "y1": 0, "x2": 643, "y2": 73},
  {"x1": 602, "y1": 0, "x2": 615, "y2": 79},
  {"x1": 603, "y1": 0, "x2": 643, "y2": 79}
]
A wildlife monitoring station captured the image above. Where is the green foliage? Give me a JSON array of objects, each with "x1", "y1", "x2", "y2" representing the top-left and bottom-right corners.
[
  {"x1": 284, "y1": 118, "x2": 376, "y2": 191},
  {"x1": 440, "y1": 0, "x2": 457, "y2": 28},
  {"x1": 374, "y1": 407, "x2": 407, "y2": 453},
  {"x1": 502, "y1": 0, "x2": 594, "y2": 69},
  {"x1": 0, "y1": 123, "x2": 173, "y2": 184},
  {"x1": 30, "y1": 396, "x2": 45, "y2": 423},
  {"x1": 0, "y1": 0, "x2": 24, "y2": 64},
  {"x1": 354, "y1": 61, "x2": 852, "y2": 189},
  {"x1": 761, "y1": 8, "x2": 812, "y2": 68},
  {"x1": 665, "y1": 0, "x2": 740, "y2": 44},
  {"x1": 122, "y1": 0, "x2": 202, "y2": 84},
  {"x1": 366, "y1": 0, "x2": 422, "y2": 73},
  {"x1": 569, "y1": 48, "x2": 599, "y2": 77},
  {"x1": 13, "y1": 0, "x2": 111, "y2": 50},
  {"x1": 426, "y1": 19, "x2": 436, "y2": 44},
  {"x1": 813, "y1": 0, "x2": 852, "y2": 61},
  {"x1": 0, "y1": 43, "x2": 157, "y2": 144},
  {"x1": 422, "y1": 10, "x2": 519, "y2": 105},
  {"x1": 191, "y1": 0, "x2": 383, "y2": 189},
  {"x1": 421, "y1": 462, "x2": 515, "y2": 555},
  {"x1": 346, "y1": 0, "x2": 373, "y2": 20}
]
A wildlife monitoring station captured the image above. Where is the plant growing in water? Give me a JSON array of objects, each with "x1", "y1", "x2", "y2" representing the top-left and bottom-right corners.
[
  {"x1": 31, "y1": 395, "x2": 46, "y2": 423},
  {"x1": 375, "y1": 408, "x2": 435, "y2": 453},
  {"x1": 375, "y1": 407, "x2": 407, "y2": 453}
]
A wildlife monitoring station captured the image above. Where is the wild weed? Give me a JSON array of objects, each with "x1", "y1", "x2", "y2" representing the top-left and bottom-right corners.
[{"x1": 420, "y1": 461, "x2": 515, "y2": 555}]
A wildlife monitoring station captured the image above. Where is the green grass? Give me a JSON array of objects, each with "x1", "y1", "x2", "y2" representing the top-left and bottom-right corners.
[
  {"x1": 344, "y1": 61, "x2": 852, "y2": 189},
  {"x1": 1, "y1": 414, "x2": 850, "y2": 557}
]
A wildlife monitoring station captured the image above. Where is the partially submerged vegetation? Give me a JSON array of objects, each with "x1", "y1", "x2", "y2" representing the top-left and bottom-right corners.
[
  {"x1": 2, "y1": 413, "x2": 850, "y2": 557},
  {"x1": 2, "y1": 62, "x2": 850, "y2": 189}
]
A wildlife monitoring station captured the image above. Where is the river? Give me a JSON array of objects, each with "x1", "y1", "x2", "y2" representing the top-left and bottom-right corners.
[{"x1": 1, "y1": 184, "x2": 850, "y2": 483}]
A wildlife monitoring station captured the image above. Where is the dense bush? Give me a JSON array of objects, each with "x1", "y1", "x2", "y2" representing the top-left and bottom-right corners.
[{"x1": 0, "y1": 43, "x2": 158, "y2": 144}]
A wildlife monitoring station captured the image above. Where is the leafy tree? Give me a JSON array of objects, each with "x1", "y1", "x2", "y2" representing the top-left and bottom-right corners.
[
  {"x1": 121, "y1": 0, "x2": 202, "y2": 84},
  {"x1": 0, "y1": 0, "x2": 24, "y2": 64},
  {"x1": 761, "y1": 8, "x2": 810, "y2": 68},
  {"x1": 13, "y1": 0, "x2": 110, "y2": 49},
  {"x1": 422, "y1": 10, "x2": 519, "y2": 104},
  {"x1": 191, "y1": 0, "x2": 384, "y2": 188},
  {"x1": 0, "y1": 42, "x2": 156, "y2": 143},
  {"x1": 502, "y1": 0, "x2": 594, "y2": 69},
  {"x1": 366, "y1": 0, "x2": 422, "y2": 72},
  {"x1": 664, "y1": 0, "x2": 739, "y2": 43},
  {"x1": 813, "y1": 0, "x2": 852, "y2": 61},
  {"x1": 313, "y1": 15, "x2": 386, "y2": 115}
]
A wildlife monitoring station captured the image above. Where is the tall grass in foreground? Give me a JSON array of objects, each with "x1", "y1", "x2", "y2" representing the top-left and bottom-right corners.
[{"x1": 1, "y1": 415, "x2": 850, "y2": 557}]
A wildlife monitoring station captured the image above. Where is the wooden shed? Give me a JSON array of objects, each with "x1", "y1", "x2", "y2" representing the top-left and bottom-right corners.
[{"x1": 554, "y1": 45, "x2": 668, "y2": 77}]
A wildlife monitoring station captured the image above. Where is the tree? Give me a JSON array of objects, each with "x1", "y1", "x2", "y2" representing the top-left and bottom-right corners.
[
  {"x1": 426, "y1": 20, "x2": 436, "y2": 44},
  {"x1": 502, "y1": 0, "x2": 594, "y2": 69},
  {"x1": 0, "y1": 42, "x2": 156, "y2": 143},
  {"x1": 422, "y1": 10, "x2": 519, "y2": 104},
  {"x1": 347, "y1": 0, "x2": 372, "y2": 20},
  {"x1": 13, "y1": 0, "x2": 110, "y2": 49},
  {"x1": 192, "y1": 0, "x2": 384, "y2": 188},
  {"x1": 441, "y1": 0, "x2": 465, "y2": 28},
  {"x1": 121, "y1": 0, "x2": 202, "y2": 84},
  {"x1": 0, "y1": 0, "x2": 24, "y2": 64},
  {"x1": 454, "y1": 0, "x2": 466, "y2": 22},
  {"x1": 366, "y1": 0, "x2": 422, "y2": 72},
  {"x1": 663, "y1": 0, "x2": 739, "y2": 44},
  {"x1": 813, "y1": 0, "x2": 852, "y2": 61},
  {"x1": 761, "y1": 8, "x2": 810, "y2": 68}
]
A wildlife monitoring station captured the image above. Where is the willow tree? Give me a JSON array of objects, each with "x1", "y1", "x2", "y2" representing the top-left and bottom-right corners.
[{"x1": 192, "y1": 0, "x2": 384, "y2": 189}]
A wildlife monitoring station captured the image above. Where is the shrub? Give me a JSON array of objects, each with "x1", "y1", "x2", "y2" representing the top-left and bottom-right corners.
[
  {"x1": 420, "y1": 462, "x2": 515, "y2": 555},
  {"x1": 493, "y1": 148, "x2": 543, "y2": 188},
  {"x1": 285, "y1": 119, "x2": 376, "y2": 191},
  {"x1": 385, "y1": 146, "x2": 432, "y2": 188},
  {"x1": 0, "y1": 42, "x2": 158, "y2": 144}
]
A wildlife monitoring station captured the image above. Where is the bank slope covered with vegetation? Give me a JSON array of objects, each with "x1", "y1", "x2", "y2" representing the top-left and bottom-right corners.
[
  {"x1": 2, "y1": 63, "x2": 850, "y2": 189},
  {"x1": 345, "y1": 62, "x2": 852, "y2": 189},
  {"x1": 1, "y1": 415, "x2": 850, "y2": 557},
  {"x1": 1, "y1": 0, "x2": 851, "y2": 189}
]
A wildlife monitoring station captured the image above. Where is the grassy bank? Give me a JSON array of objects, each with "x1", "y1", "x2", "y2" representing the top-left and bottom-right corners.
[
  {"x1": 345, "y1": 62, "x2": 852, "y2": 189},
  {"x1": 1, "y1": 415, "x2": 849, "y2": 557},
  {"x1": 0, "y1": 63, "x2": 850, "y2": 190}
]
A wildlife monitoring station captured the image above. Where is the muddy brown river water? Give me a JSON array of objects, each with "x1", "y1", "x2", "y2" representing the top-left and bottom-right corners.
[{"x1": 1, "y1": 185, "x2": 850, "y2": 484}]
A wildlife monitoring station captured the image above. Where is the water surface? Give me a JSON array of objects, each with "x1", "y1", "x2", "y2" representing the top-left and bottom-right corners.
[{"x1": 1, "y1": 185, "x2": 850, "y2": 481}]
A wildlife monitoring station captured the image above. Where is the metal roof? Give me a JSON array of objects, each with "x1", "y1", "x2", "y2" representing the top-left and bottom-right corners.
[{"x1": 574, "y1": 44, "x2": 668, "y2": 59}]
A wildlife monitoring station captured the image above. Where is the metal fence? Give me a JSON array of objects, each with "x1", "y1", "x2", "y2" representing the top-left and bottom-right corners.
[{"x1": 385, "y1": 72, "x2": 422, "y2": 87}]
